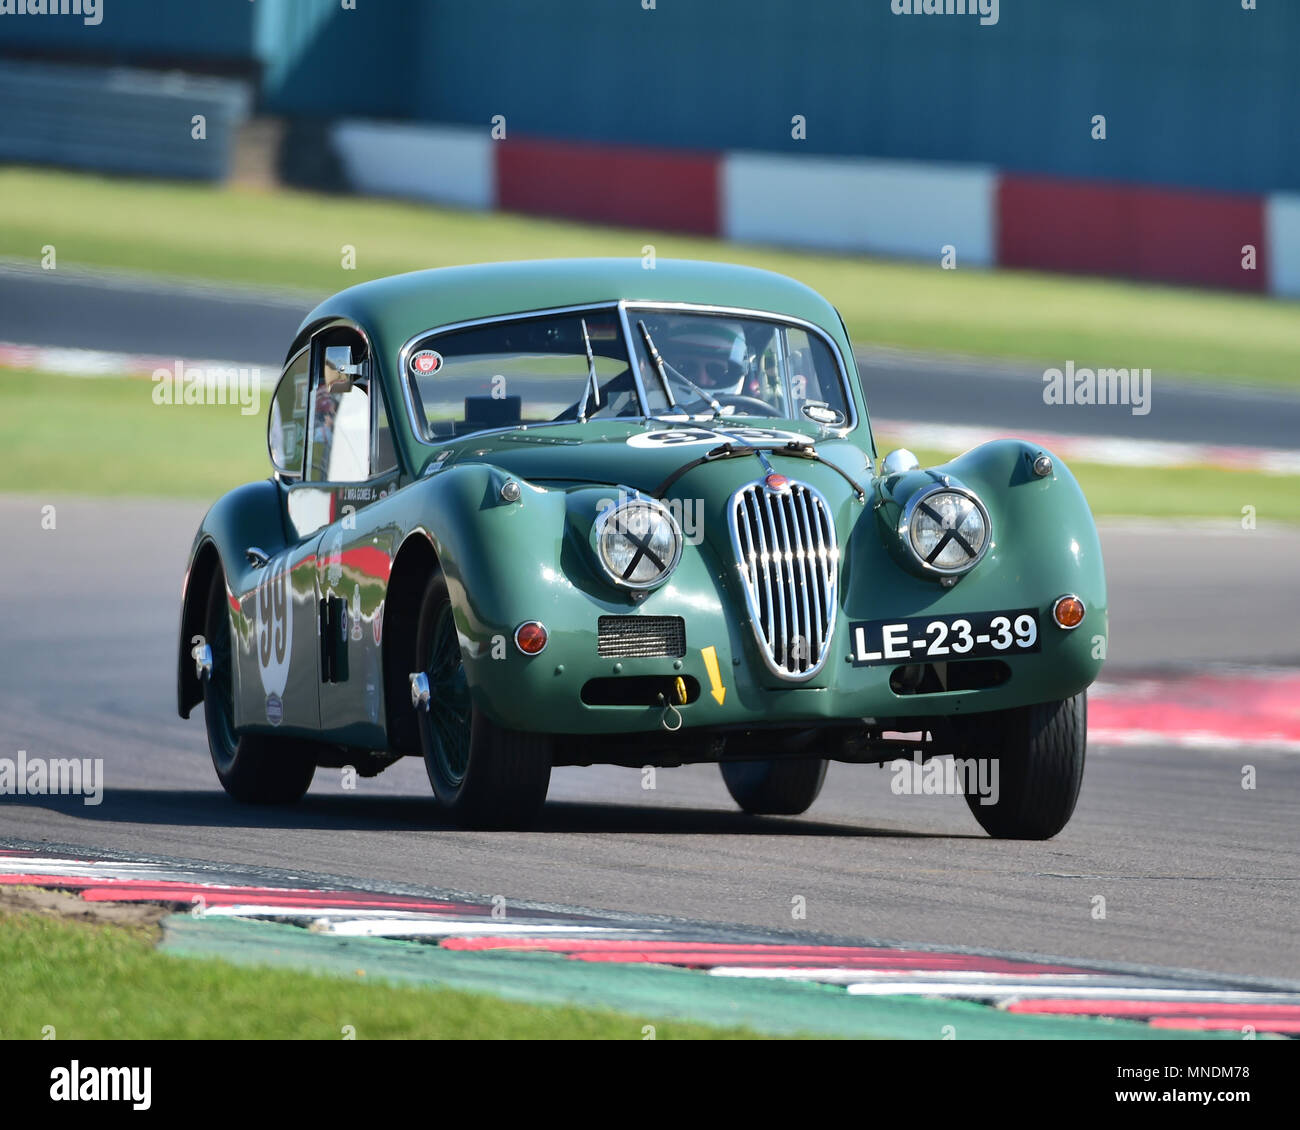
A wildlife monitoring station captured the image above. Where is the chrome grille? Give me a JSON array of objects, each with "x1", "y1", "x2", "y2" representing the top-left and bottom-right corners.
[
  {"x1": 729, "y1": 480, "x2": 838, "y2": 680},
  {"x1": 598, "y1": 615, "x2": 686, "y2": 658}
]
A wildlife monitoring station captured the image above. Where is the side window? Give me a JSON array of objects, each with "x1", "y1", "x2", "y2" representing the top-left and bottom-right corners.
[
  {"x1": 307, "y1": 341, "x2": 371, "y2": 483},
  {"x1": 268, "y1": 350, "x2": 310, "y2": 478},
  {"x1": 784, "y1": 327, "x2": 849, "y2": 426}
]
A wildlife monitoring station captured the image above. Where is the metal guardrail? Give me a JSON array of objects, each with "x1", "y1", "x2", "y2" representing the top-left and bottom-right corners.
[{"x1": 0, "y1": 60, "x2": 250, "y2": 180}]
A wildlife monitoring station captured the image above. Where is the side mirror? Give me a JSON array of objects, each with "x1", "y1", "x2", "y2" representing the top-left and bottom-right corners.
[{"x1": 880, "y1": 448, "x2": 920, "y2": 477}]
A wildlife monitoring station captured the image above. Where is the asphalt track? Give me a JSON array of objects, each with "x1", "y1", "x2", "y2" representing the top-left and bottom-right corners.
[
  {"x1": 3, "y1": 262, "x2": 1299, "y2": 449},
  {"x1": 1, "y1": 496, "x2": 1296, "y2": 982}
]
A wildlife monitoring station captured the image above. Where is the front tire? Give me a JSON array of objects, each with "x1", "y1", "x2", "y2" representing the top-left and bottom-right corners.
[
  {"x1": 960, "y1": 693, "x2": 1086, "y2": 839},
  {"x1": 202, "y1": 570, "x2": 315, "y2": 805},
  {"x1": 720, "y1": 758, "x2": 827, "y2": 815},
  {"x1": 415, "y1": 571, "x2": 551, "y2": 829}
]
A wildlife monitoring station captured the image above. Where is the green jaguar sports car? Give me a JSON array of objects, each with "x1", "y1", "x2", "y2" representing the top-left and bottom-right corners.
[{"x1": 177, "y1": 258, "x2": 1106, "y2": 836}]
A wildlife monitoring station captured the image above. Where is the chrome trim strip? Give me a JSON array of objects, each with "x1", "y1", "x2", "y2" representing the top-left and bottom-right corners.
[
  {"x1": 616, "y1": 300, "x2": 654, "y2": 411},
  {"x1": 764, "y1": 490, "x2": 789, "y2": 664},
  {"x1": 748, "y1": 489, "x2": 775, "y2": 644},
  {"x1": 789, "y1": 490, "x2": 815, "y2": 665}
]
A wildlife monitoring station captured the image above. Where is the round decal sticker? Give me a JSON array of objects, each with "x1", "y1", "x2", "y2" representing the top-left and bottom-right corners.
[
  {"x1": 626, "y1": 426, "x2": 808, "y2": 450},
  {"x1": 409, "y1": 349, "x2": 443, "y2": 376}
]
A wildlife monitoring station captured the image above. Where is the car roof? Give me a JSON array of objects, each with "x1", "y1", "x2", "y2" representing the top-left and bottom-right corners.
[{"x1": 291, "y1": 258, "x2": 848, "y2": 364}]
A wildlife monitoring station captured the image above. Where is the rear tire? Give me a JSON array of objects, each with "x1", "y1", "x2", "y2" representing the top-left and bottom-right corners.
[
  {"x1": 959, "y1": 693, "x2": 1086, "y2": 839},
  {"x1": 720, "y1": 758, "x2": 827, "y2": 816},
  {"x1": 202, "y1": 570, "x2": 315, "y2": 805},
  {"x1": 415, "y1": 571, "x2": 551, "y2": 829}
]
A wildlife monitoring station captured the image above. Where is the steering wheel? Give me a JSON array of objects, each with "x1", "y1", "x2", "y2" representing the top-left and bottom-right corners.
[{"x1": 710, "y1": 394, "x2": 783, "y2": 418}]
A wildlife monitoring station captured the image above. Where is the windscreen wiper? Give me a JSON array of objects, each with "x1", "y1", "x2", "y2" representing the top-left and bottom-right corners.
[
  {"x1": 636, "y1": 320, "x2": 679, "y2": 411},
  {"x1": 576, "y1": 317, "x2": 601, "y2": 423}
]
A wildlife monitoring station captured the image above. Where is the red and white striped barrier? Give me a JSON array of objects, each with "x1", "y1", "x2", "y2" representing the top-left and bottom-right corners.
[{"x1": 328, "y1": 120, "x2": 1300, "y2": 297}]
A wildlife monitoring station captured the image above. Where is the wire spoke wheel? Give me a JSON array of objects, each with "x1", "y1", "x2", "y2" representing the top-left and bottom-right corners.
[
  {"x1": 204, "y1": 576, "x2": 239, "y2": 773},
  {"x1": 414, "y1": 570, "x2": 552, "y2": 828},
  {"x1": 201, "y1": 568, "x2": 315, "y2": 805},
  {"x1": 424, "y1": 598, "x2": 472, "y2": 787}
]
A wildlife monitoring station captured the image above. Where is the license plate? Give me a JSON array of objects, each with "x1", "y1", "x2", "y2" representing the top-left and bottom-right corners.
[{"x1": 848, "y1": 609, "x2": 1041, "y2": 667}]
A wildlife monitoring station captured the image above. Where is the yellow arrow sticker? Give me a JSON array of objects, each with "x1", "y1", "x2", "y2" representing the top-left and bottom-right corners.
[{"x1": 700, "y1": 646, "x2": 726, "y2": 705}]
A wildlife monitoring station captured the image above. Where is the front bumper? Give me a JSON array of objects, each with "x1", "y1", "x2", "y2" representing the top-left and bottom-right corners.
[{"x1": 460, "y1": 585, "x2": 1106, "y2": 735}]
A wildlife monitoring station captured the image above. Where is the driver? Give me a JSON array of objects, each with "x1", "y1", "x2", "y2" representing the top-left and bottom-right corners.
[{"x1": 657, "y1": 318, "x2": 754, "y2": 398}]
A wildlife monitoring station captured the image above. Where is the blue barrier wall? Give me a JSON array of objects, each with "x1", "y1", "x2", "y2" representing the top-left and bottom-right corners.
[
  {"x1": 0, "y1": 0, "x2": 258, "y2": 62},
  {"x1": 2, "y1": 0, "x2": 1296, "y2": 193}
]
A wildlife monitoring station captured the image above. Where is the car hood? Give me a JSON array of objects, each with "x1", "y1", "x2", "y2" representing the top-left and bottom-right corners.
[{"x1": 419, "y1": 419, "x2": 865, "y2": 496}]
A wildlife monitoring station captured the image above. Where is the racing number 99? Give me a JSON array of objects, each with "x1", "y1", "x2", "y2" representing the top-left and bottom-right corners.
[{"x1": 258, "y1": 568, "x2": 288, "y2": 668}]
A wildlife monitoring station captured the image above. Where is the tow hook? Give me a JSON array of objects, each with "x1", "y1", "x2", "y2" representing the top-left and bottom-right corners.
[{"x1": 657, "y1": 692, "x2": 683, "y2": 732}]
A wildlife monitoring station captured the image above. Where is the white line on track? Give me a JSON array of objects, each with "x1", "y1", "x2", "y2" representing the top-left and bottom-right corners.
[{"x1": 843, "y1": 983, "x2": 1300, "y2": 1003}]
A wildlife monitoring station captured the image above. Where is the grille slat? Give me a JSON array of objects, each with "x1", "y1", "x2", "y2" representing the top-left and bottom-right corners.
[
  {"x1": 597, "y1": 615, "x2": 687, "y2": 658},
  {"x1": 762, "y1": 491, "x2": 789, "y2": 664},
  {"x1": 792, "y1": 490, "x2": 820, "y2": 662},
  {"x1": 728, "y1": 480, "x2": 838, "y2": 680},
  {"x1": 747, "y1": 491, "x2": 775, "y2": 641}
]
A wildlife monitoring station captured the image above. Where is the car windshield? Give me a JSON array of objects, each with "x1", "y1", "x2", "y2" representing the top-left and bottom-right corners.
[
  {"x1": 628, "y1": 309, "x2": 850, "y2": 427},
  {"x1": 405, "y1": 306, "x2": 851, "y2": 441}
]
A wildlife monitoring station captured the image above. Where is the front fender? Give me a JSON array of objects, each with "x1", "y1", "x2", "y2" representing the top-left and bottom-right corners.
[
  {"x1": 176, "y1": 478, "x2": 286, "y2": 718},
  {"x1": 852, "y1": 438, "x2": 1107, "y2": 695},
  {"x1": 402, "y1": 463, "x2": 579, "y2": 663}
]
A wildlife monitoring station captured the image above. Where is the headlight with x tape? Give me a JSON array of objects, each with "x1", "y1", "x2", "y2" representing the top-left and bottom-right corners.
[
  {"x1": 901, "y1": 483, "x2": 991, "y2": 577},
  {"x1": 592, "y1": 496, "x2": 684, "y2": 589}
]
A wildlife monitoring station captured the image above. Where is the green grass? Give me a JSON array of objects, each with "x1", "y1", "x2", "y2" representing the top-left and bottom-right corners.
[
  {"x1": 3, "y1": 166, "x2": 1299, "y2": 388},
  {"x1": 0, "y1": 906, "x2": 758, "y2": 1040},
  {"x1": 1, "y1": 370, "x2": 265, "y2": 498},
  {"x1": 6, "y1": 370, "x2": 1294, "y2": 521}
]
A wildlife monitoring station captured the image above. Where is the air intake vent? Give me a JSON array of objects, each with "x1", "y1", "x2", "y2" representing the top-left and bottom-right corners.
[
  {"x1": 728, "y1": 480, "x2": 838, "y2": 680},
  {"x1": 597, "y1": 615, "x2": 686, "y2": 658}
]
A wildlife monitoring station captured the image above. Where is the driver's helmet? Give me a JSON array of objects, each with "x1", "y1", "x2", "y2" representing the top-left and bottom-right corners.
[{"x1": 658, "y1": 318, "x2": 750, "y2": 396}]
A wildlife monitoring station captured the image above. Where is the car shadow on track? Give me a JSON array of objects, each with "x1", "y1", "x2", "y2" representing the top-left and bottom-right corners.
[{"x1": 6, "y1": 790, "x2": 981, "y2": 838}]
